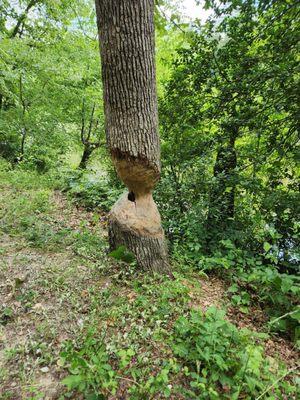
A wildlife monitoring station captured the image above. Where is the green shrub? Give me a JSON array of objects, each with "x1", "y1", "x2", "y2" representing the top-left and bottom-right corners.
[
  {"x1": 171, "y1": 307, "x2": 297, "y2": 399},
  {"x1": 195, "y1": 241, "x2": 300, "y2": 341},
  {"x1": 63, "y1": 169, "x2": 123, "y2": 211},
  {"x1": 60, "y1": 329, "x2": 117, "y2": 398}
]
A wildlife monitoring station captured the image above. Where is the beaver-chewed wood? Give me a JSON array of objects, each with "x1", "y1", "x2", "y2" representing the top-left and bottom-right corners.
[{"x1": 95, "y1": 0, "x2": 170, "y2": 273}]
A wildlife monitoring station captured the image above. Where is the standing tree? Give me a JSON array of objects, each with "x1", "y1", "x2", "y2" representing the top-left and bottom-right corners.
[
  {"x1": 95, "y1": 0, "x2": 169, "y2": 272},
  {"x1": 78, "y1": 100, "x2": 105, "y2": 170}
]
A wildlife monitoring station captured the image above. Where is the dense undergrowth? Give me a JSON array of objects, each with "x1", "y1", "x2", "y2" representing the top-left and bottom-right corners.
[{"x1": 0, "y1": 159, "x2": 299, "y2": 399}]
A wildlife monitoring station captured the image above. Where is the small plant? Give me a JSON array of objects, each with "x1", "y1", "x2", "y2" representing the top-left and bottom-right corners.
[
  {"x1": 60, "y1": 329, "x2": 117, "y2": 398},
  {"x1": 227, "y1": 283, "x2": 251, "y2": 313},
  {"x1": 200, "y1": 241, "x2": 300, "y2": 340},
  {"x1": 0, "y1": 307, "x2": 13, "y2": 325},
  {"x1": 170, "y1": 307, "x2": 296, "y2": 399},
  {"x1": 109, "y1": 245, "x2": 136, "y2": 264}
]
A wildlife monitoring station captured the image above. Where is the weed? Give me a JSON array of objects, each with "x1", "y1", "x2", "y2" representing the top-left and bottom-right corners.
[
  {"x1": 60, "y1": 328, "x2": 117, "y2": 398},
  {"x1": 170, "y1": 306, "x2": 297, "y2": 399}
]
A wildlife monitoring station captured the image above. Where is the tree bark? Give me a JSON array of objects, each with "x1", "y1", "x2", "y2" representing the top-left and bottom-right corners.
[
  {"x1": 78, "y1": 144, "x2": 93, "y2": 169},
  {"x1": 95, "y1": 0, "x2": 169, "y2": 273},
  {"x1": 206, "y1": 130, "x2": 237, "y2": 244}
]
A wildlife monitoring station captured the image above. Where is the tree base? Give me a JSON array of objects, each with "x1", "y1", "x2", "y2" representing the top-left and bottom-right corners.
[{"x1": 109, "y1": 192, "x2": 170, "y2": 273}]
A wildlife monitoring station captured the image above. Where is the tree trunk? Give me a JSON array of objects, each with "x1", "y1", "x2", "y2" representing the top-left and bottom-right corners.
[
  {"x1": 78, "y1": 144, "x2": 93, "y2": 169},
  {"x1": 19, "y1": 127, "x2": 27, "y2": 162},
  {"x1": 206, "y1": 131, "x2": 237, "y2": 244},
  {"x1": 95, "y1": 0, "x2": 169, "y2": 273}
]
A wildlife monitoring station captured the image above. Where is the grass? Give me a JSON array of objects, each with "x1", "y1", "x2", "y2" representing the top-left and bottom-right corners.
[{"x1": 0, "y1": 160, "x2": 299, "y2": 399}]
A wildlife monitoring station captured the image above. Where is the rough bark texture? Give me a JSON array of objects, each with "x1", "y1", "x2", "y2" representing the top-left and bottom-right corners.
[
  {"x1": 206, "y1": 130, "x2": 237, "y2": 249},
  {"x1": 95, "y1": 0, "x2": 169, "y2": 273}
]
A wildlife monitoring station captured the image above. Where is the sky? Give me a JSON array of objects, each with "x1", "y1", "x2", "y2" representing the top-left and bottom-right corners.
[
  {"x1": 6, "y1": 0, "x2": 212, "y2": 31},
  {"x1": 178, "y1": 0, "x2": 212, "y2": 22}
]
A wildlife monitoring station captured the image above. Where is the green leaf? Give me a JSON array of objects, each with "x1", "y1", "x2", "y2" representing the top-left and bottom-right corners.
[
  {"x1": 62, "y1": 374, "x2": 84, "y2": 390},
  {"x1": 263, "y1": 242, "x2": 272, "y2": 252},
  {"x1": 290, "y1": 308, "x2": 300, "y2": 322},
  {"x1": 108, "y1": 245, "x2": 135, "y2": 263}
]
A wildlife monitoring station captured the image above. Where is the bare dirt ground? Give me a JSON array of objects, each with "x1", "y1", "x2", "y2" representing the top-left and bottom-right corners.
[{"x1": 0, "y1": 193, "x2": 107, "y2": 399}]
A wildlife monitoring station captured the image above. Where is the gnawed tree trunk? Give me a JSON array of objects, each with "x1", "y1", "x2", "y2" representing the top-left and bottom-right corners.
[{"x1": 95, "y1": 0, "x2": 169, "y2": 273}]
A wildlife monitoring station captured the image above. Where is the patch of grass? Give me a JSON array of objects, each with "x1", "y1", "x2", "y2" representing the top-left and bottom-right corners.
[
  {"x1": 71, "y1": 225, "x2": 107, "y2": 260},
  {"x1": 0, "y1": 185, "x2": 53, "y2": 237},
  {"x1": 0, "y1": 161, "x2": 71, "y2": 250},
  {"x1": 0, "y1": 170, "x2": 106, "y2": 255},
  {"x1": 0, "y1": 159, "x2": 58, "y2": 191}
]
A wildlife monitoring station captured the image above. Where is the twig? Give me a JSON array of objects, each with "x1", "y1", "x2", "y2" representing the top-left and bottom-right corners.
[
  {"x1": 116, "y1": 375, "x2": 143, "y2": 388},
  {"x1": 255, "y1": 365, "x2": 299, "y2": 400},
  {"x1": 156, "y1": 3, "x2": 186, "y2": 34},
  {"x1": 268, "y1": 308, "x2": 300, "y2": 327}
]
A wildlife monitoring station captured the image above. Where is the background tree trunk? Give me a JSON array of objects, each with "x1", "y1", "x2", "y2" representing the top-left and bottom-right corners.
[
  {"x1": 17, "y1": 75, "x2": 27, "y2": 163},
  {"x1": 206, "y1": 130, "x2": 237, "y2": 248},
  {"x1": 78, "y1": 144, "x2": 93, "y2": 169},
  {"x1": 95, "y1": 0, "x2": 169, "y2": 273}
]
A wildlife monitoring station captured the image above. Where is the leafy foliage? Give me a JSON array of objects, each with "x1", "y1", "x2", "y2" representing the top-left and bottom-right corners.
[
  {"x1": 171, "y1": 307, "x2": 296, "y2": 399},
  {"x1": 109, "y1": 245, "x2": 136, "y2": 264},
  {"x1": 61, "y1": 329, "x2": 117, "y2": 397},
  {"x1": 158, "y1": 0, "x2": 299, "y2": 258},
  {"x1": 63, "y1": 169, "x2": 123, "y2": 211}
]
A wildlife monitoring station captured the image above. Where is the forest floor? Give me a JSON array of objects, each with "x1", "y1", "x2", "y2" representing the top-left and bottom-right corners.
[{"x1": 0, "y1": 169, "x2": 299, "y2": 399}]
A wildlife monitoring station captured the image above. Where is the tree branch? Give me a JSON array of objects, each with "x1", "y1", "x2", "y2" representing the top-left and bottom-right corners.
[
  {"x1": 9, "y1": 0, "x2": 40, "y2": 38},
  {"x1": 80, "y1": 98, "x2": 86, "y2": 144}
]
